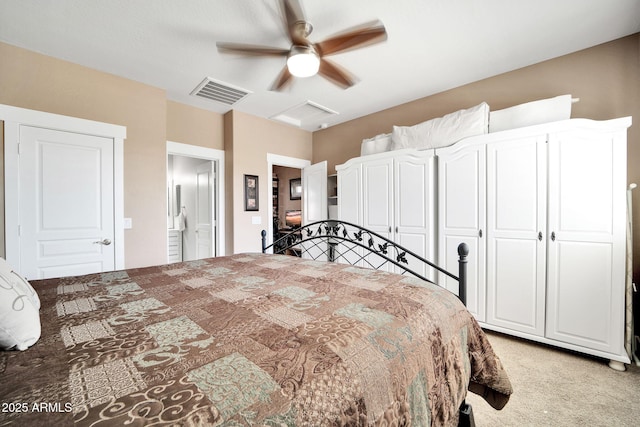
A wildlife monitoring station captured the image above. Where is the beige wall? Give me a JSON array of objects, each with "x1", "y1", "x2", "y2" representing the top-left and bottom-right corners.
[
  {"x1": 0, "y1": 42, "x2": 225, "y2": 268},
  {"x1": 2, "y1": 33, "x2": 638, "y2": 274},
  {"x1": 225, "y1": 111, "x2": 312, "y2": 253},
  {"x1": 166, "y1": 101, "x2": 224, "y2": 150},
  {"x1": 313, "y1": 33, "x2": 640, "y2": 279},
  {"x1": 313, "y1": 34, "x2": 640, "y2": 173}
]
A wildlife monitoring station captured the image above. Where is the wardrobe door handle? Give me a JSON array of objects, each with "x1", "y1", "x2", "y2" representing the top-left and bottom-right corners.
[
  {"x1": 538, "y1": 232, "x2": 543, "y2": 241},
  {"x1": 478, "y1": 229, "x2": 483, "y2": 238},
  {"x1": 551, "y1": 232, "x2": 556, "y2": 241}
]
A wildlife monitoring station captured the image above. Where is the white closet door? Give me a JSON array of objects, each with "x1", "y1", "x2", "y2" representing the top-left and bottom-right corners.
[
  {"x1": 362, "y1": 157, "x2": 393, "y2": 271},
  {"x1": 437, "y1": 143, "x2": 486, "y2": 320},
  {"x1": 19, "y1": 126, "x2": 115, "y2": 279},
  {"x1": 394, "y1": 152, "x2": 435, "y2": 280},
  {"x1": 337, "y1": 163, "x2": 363, "y2": 266},
  {"x1": 486, "y1": 136, "x2": 547, "y2": 336},
  {"x1": 546, "y1": 130, "x2": 626, "y2": 353}
]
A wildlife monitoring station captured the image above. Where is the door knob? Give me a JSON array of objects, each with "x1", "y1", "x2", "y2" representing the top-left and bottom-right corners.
[{"x1": 93, "y1": 238, "x2": 112, "y2": 245}]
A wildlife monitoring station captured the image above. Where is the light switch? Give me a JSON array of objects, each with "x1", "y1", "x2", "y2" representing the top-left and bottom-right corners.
[
  {"x1": 123, "y1": 218, "x2": 133, "y2": 229},
  {"x1": 252, "y1": 216, "x2": 262, "y2": 225}
]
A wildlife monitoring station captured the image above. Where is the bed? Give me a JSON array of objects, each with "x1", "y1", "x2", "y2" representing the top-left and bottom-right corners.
[{"x1": 0, "y1": 221, "x2": 512, "y2": 426}]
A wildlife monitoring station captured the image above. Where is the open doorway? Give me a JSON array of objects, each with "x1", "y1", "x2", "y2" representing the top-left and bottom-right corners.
[
  {"x1": 167, "y1": 142, "x2": 225, "y2": 262},
  {"x1": 272, "y1": 165, "x2": 302, "y2": 253},
  {"x1": 266, "y1": 154, "x2": 310, "y2": 250}
]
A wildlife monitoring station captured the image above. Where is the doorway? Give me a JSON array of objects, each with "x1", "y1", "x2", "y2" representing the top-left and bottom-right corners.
[
  {"x1": 266, "y1": 154, "x2": 328, "y2": 253},
  {"x1": 167, "y1": 141, "x2": 225, "y2": 261},
  {"x1": 2, "y1": 104, "x2": 125, "y2": 278},
  {"x1": 266, "y1": 154, "x2": 310, "y2": 249},
  {"x1": 272, "y1": 165, "x2": 302, "y2": 251}
]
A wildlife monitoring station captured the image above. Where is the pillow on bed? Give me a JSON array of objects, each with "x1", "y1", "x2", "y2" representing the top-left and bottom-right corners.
[
  {"x1": 0, "y1": 257, "x2": 41, "y2": 351},
  {"x1": 489, "y1": 94, "x2": 572, "y2": 133},
  {"x1": 361, "y1": 133, "x2": 392, "y2": 156},
  {"x1": 391, "y1": 102, "x2": 489, "y2": 151}
]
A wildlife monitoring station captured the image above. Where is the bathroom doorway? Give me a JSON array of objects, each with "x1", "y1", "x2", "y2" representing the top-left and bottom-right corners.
[{"x1": 167, "y1": 142, "x2": 225, "y2": 262}]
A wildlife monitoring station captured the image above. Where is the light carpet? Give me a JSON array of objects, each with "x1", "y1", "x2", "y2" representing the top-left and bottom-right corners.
[{"x1": 466, "y1": 331, "x2": 640, "y2": 426}]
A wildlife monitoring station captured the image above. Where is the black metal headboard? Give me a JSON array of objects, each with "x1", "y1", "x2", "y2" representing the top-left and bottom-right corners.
[{"x1": 262, "y1": 219, "x2": 469, "y2": 305}]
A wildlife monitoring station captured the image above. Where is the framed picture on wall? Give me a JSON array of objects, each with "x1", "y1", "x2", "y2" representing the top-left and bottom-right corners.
[
  {"x1": 244, "y1": 174, "x2": 259, "y2": 211},
  {"x1": 290, "y1": 178, "x2": 302, "y2": 200}
]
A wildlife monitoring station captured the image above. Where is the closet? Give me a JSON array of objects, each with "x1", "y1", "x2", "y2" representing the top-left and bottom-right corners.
[
  {"x1": 436, "y1": 139, "x2": 487, "y2": 320},
  {"x1": 437, "y1": 117, "x2": 630, "y2": 366},
  {"x1": 337, "y1": 149, "x2": 436, "y2": 278}
]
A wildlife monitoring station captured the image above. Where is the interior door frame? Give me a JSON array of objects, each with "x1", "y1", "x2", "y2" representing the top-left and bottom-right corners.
[
  {"x1": 1, "y1": 103, "x2": 126, "y2": 273},
  {"x1": 266, "y1": 153, "x2": 310, "y2": 249},
  {"x1": 167, "y1": 141, "x2": 225, "y2": 257}
]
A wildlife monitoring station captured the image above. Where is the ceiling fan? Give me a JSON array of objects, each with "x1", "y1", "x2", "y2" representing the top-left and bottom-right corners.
[{"x1": 216, "y1": 0, "x2": 388, "y2": 90}]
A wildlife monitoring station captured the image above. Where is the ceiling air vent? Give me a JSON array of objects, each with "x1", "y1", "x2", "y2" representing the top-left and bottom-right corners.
[
  {"x1": 190, "y1": 77, "x2": 251, "y2": 105},
  {"x1": 271, "y1": 101, "x2": 338, "y2": 128}
]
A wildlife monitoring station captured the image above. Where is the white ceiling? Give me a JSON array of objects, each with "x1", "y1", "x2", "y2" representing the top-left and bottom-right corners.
[{"x1": 1, "y1": 0, "x2": 639, "y2": 131}]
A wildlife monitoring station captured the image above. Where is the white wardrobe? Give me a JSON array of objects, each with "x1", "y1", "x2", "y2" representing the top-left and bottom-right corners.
[
  {"x1": 336, "y1": 149, "x2": 436, "y2": 279},
  {"x1": 339, "y1": 117, "x2": 632, "y2": 366}
]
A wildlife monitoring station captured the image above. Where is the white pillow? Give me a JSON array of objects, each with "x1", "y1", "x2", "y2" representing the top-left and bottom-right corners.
[
  {"x1": 489, "y1": 94, "x2": 572, "y2": 133},
  {"x1": 0, "y1": 257, "x2": 41, "y2": 351},
  {"x1": 361, "y1": 133, "x2": 392, "y2": 156},
  {"x1": 391, "y1": 102, "x2": 489, "y2": 150}
]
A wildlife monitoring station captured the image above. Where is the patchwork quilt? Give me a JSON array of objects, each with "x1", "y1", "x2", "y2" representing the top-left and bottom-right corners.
[{"x1": 0, "y1": 253, "x2": 512, "y2": 426}]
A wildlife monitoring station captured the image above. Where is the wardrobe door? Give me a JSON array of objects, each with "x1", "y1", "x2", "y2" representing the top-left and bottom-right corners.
[
  {"x1": 486, "y1": 136, "x2": 547, "y2": 336},
  {"x1": 393, "y1": 152, "x2": 435, "y2": 280},
  {"x1": 546, "y1": 129, "x2": 626, "y2": 354},
  {"x1": 362, "y1": 156, "x2": 394, "y2": 272},
  {"x1": 437, "y1": 143, "x2": 486, "y2": 321},
  {"x1": 337, "y1": 162, "x2": 363, "y2": 266}
]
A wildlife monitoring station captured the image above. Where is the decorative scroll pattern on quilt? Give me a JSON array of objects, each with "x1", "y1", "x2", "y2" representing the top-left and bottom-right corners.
[{"x1": 0, "y1": 254, "x2": 512, "y2": 426}]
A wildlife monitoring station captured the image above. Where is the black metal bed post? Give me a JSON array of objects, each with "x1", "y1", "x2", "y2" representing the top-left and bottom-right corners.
[
  {"x1": 457, "y1": 242, "x2": 469, "y2": 306},
  {"x1": 261, "y1": 230, "x2": 267, "y2": 253},
  {"x1": 457, "y1": 242, "x2": 474, "y2": 427}
]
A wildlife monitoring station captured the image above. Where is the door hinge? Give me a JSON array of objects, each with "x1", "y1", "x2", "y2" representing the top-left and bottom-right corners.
[
  {"x1": 17, "y1": 142, "x2": 21, "y2": 155},
  {"x1": 18, "y1": 225, "x2": 22, "y2": 236}
]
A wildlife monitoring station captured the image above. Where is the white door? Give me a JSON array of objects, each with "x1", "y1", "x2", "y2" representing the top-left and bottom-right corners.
[
  {"x1": 437, "y1": 143, "x2": 486, "y2": 320},
  {"x1": 546, "y1": 130, "x2": 626, "y2": 353},
  {"x1": 361, "y1": 157, "x2": 394, "y2": 271},
  {"x1": 336, "y1": 162, "x2": 363, "y2": 266},
  {"x1": 301, "y1": 161, "x2": 327, "y2": 259},
  {"x1": 195, "y1": 161, "x2": 214, "y2": 259},
  {"x1": 19, "y1": 126, "x2": 115, "y2": 279},
  {"x1": 302, "y1": 161, "x2": 328, "y2": 224},
  {"x1": 394, "y1": 152, "x2": 435, "y2": 280},
  {"x1": 486, "y1": 136, "x2": 547, "y2": 336}
]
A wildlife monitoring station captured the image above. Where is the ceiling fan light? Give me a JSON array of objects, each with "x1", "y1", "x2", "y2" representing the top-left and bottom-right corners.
[{"x1": 287, "y1": 46, "x2": 320, "y2": 78}]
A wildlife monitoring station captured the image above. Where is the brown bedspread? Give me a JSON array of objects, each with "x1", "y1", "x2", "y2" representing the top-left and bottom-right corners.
[{"x1": 0, "y1": 253, "x2": 511, "y2": 426}]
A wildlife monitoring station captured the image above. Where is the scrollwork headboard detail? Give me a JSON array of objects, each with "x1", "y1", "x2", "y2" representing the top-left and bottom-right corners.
[{"x1": 261, "y1": 220, "x2": 469, "y2": 305}]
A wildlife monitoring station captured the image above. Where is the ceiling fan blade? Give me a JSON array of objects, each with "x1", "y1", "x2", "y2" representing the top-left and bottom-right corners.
[
  {"x1": 216, "y1": 42, "x2": 289, "y2": 57},
  {"x1": 318, "y1": 58, "x2": 359, "y2": 89},
  {"x1": 270, "y1": 66, "x2": 294, "y2": 91},
  {"x1": 315, "y1": 20, "x2": 387, "y2": 56},
  {"x1": 282, "y1": 0, "x2": 309, "y2": 45}
]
